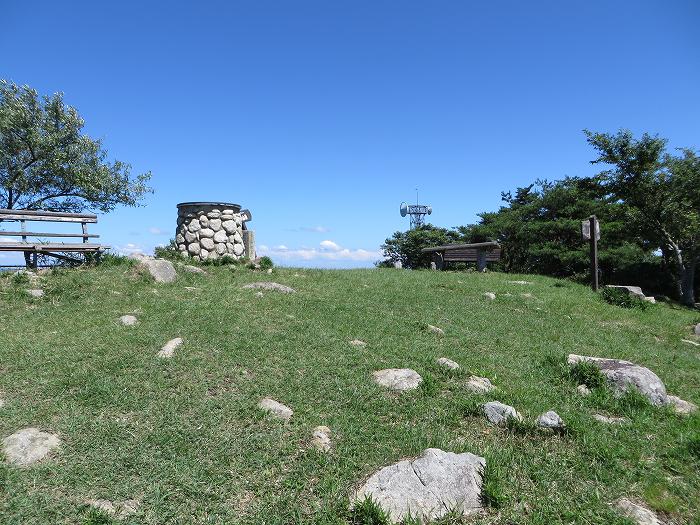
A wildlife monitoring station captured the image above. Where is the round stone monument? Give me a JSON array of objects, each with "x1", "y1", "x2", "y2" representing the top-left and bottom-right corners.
[{"x1": 176, "y1": 202, "x2": 250, "y2": 261}]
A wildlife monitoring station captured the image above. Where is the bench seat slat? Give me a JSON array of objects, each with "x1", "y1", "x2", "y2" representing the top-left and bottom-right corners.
[
  {"x1": 0, "y1": 242, "x2": 108, "y2": 252},
  {"x1": 0, "y1": 231, "x2": 99, "y2": 238}
]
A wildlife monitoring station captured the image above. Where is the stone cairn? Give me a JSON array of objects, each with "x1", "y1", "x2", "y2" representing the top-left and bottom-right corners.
[{"x1": 176, "y1": 202, "x2": 253, "y2": 262}]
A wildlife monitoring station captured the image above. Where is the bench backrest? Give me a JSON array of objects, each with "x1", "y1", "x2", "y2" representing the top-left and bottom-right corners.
[
  {"x1": 0, "y1": 208, "x2": 99, "y2": 244},
  {"x1": 443, "y1": 248, "x2": 501, "y2": 262}
]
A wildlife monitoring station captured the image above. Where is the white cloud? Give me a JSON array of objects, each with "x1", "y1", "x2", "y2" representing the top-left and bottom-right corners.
[
  {"x1": 300, "y1": 225, "x2": 330, "y2": 233},
  {"x1": 320, "y1": 240, "x2": 341, "y2": 251},
  {"x1": 258, "y1": 240, "x2": 381, "y2": 262},
  {"x1": 115, "y1": 243, "x2": 145, "y2": 256},
  {"x1": 148, "y1": 227, "x2": 165, "y2": 235}
]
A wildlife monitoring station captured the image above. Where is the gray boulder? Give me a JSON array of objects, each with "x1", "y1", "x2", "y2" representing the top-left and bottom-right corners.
[
  {"x1": 668, "y1": 395, "x2": 697, "y2": 415},
  {"x1": 158, "y1": 337, "x2": 182, "y2": 358},
  {"x1": 3, "y1": 427, "x2": 60, "y2": 466},
  {"x1": 536, "y1": 410, "x2": 564, "y2": 429},
  {"x1": 427, "y1": 324, "x2": 444, "y2": 335},
  {"x1": 605, "y1": 285, "x2": 646, "y2": 298},
  {"x1": 436, "y1": 357, "x2": 459, "y2": 370},
  {"x1": 483, "y1": 401, "x2": 521, "y2": 424},
  {"x1": 466, "y1": 376, "x2": 494, "y2": 394},
  {"x1": 119, "y1": 315, "x2": 138, "y2": 326},
  {"x1": 373, "y1": 369, "x2": 422, "y2": 391},
  {"x1": 242, "y1": 282, "x2": 296, "y2": 294},
  {"x1": 614, "y1": 498, "x2": 664, "y2": 525},
  {"x1": 258, "y1": 398, "x2": 293, "y2": 421},
  {"x1": 130, "y1": 254, "x2": 177, "y2": 283},
  {"x1": 567, "y1": 354, "x2": 668, "y2": 406},
  {"x1": 311, "y1": 426, "x2": 332, "y2": 452},
  {"x1": 26, "y1": 289, "x2": 44, "y2": 298},
  {"x1": 350, "y1": 448, "x2": 485, "y2": 524}
]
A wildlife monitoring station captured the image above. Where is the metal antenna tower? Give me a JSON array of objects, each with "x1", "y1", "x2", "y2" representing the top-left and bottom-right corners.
[{"x1": 400, "y1": 188, "x2": 432, "y2": 229}]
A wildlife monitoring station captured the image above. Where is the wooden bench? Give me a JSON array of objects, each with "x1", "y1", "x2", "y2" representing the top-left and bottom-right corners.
[
  {"x1": 421, "y1": 241, "x2": 501, "y2": 271},
  {"x1": 0, "y1": 208, "x2": 110, "y2": 267}
]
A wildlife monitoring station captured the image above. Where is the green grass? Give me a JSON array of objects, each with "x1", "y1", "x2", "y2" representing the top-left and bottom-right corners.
[{"x1": 0, "y1": 261, "x2": 699, "y2": 524}]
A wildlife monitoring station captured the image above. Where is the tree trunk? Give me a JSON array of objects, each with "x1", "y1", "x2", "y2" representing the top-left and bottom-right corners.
[{"x1": 680, "y1": 260, "x2": 696, "y2": 307}]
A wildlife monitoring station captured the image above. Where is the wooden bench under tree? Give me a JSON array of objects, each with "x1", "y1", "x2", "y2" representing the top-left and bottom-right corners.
[
  {"x1": 0, "y1": 208, "x2": 110, "y2": 267},
  {"x1": 421, "y1": 241, "x2": 501, "y2": 271}
]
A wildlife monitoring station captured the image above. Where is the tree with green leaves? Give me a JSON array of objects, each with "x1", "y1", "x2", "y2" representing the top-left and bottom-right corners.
[
  {"x1": 0, "y1": 80, "x2": 152, "y2": 213},
  {"x1": 379, "y1": 225, "x2": 463, "y2": 269},
  {"x1": 585, "y1": 129, "x2": 700, "y2": 306}
]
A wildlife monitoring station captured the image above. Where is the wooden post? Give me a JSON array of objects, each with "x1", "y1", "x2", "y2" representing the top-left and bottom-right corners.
[
  {"x1": 81, "y1": 222, "x2": 88, "y2": 243},
  {"x1": 589, "y1": 215, "x2": 599, "y2": 291},
  {"x1": 476, "y1": 250, "x2": 487, "y2": 272}
]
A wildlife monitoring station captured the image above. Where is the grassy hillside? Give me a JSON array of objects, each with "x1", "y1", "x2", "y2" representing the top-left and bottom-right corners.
[{"x1": 0, "y1": 260, "x2": 699, "y2": 524}]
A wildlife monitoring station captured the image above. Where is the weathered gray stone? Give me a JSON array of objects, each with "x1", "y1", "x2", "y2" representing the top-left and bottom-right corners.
[
  {"x1": 184, "y1": 231, "x2": 197, "y2": 243},
  {"x1": 175, "y1": 233, "x2": 185, "y2": 244},
  {"x1": 436, "y1": 357, "x2": 459, "y2": 370},
  {"x1": 158, "y1": 337, "x2": 182, "y2": 358},
  {"x1": 213, "y1": 230, "x2": 228, "y2": 243},
  {"x1": 199, "y1": 228, "x2": 215, "y2": 239},
  {"x1": 577, "y1": 384, "x2": 591, "y2": 396},
  {"x1": 179, "y1": 264, "x2": 206, "y2": 274},
  {"x1": 130, "y1": 255, "x2": 177, "y2": 283},
  {"x1": 483, "y1": 292, "x2": 496, "y2": 300},
  {"x1": 209, "y1": 218, "x2": 222, "y2": 231},
  {"x1": 258, "y1": 398, "x2": 293, "y2": 420},
  {"x1": 222, "y1": 220, "x2": 236, "y2": 233},
  {"x1": 26, "y1": 289, "x2": 43, "y2": 298},
  {"x1": 605, "y1": 285, "x2": 646, "y2": 298},
  {"x1": 200, "y1": 238, "x2": 215, "y2": 251},
  {"x1": 393, "y1": 261, "x2": 402, "y2": 269},
  {"x1": 3, "y1": 427, "x2": 60, "y2": 466},
  {"x1": 483, "y1": 401, "x2": 521, "y2": 424},
  {"x1": 233, "y1": 243, "x2": 245, "y2": 256},
  {"x1": 613, "y1": 498, "x2": 664, "y2": 525},
  {"x1": 350, "y1": 448, "x2": 485, "y2": 523},
  {"x1": 242, "y1": 282, "x2": 295, "y2": 293},
  {"x1": 466, "y1": 376, "x2": 495, "y2": 393},
  {"x1": 427, "y1": 324, "x2": 444, "y2": 336},
  {"x1": 215, "y1": 243, "x2": 227, "y2": 255},
  {"x1": 567, "y1": 354, "x2": 668, "y2": 406},
  {"x1": 349, "y1": 339, "x2": 367, "y2": 347},
  {"x1": 593, "y1": 414, "x2": 628, "y2": 424},
  {"x1": 668, "y1": 395, "x2": 697, "y2": 415},
  {"x1": 233, "y1": 232, "x2": 243, "y2": 244},
  {"x1": 536, "y1": 410, "x2": 564, "y2": 429},
  {"x1": 311, "y1": 425, "x2": 332, "y2": 452},
  {"x1": 199, "y1": 215, "x2": 209, "y2": 228},
  {"x1": 373, "y1": 369, "x2": 422, "y2": 391},
  {"x1": 507, "y1": 280, "x2": 532, "y2": 285},
  {"x1": 200, "y1": 248, "x2": 209, "y2": 259},
  {"x1": 695, "y1": 323, "x2": 700, "y2": 336},
  {"x1": 0, "y1": 398, "x2": 6, "y2": 408},
  {"x1": 119, "y1": 315, "x2": 138, "y2": 326},
  {"x1": 187, "y1": 219, "x2": 201, "y2": 233},
  {"x1": 430, "y1": 262, "x2": 437, "y2": 270}
]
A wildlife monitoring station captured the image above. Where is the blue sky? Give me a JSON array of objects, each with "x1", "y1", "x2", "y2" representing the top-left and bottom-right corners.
[{"x1": 2, "y1": 1, "x2": 699, "y2": 267}]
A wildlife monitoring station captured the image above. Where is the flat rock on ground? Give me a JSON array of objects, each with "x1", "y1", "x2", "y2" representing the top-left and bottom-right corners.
[
  {"x1": 130, "y1": 254, "x2": 177, "y2": 283},
  {"x1": 119, "y1": 315, "x2": 138, "y2": 326},
  {"x1": 26, "y1": 289, "x2": 43, "y2": 298},
  {"x1": 242, "y1": 282, "x2": 296, "y2": 294},
  {"x1": 536, "y1": 410, "x2": 564, "y2": 429},
  {"x1": 436, "y1": 357, "x2": 459, "y2": 370},
  {"x1": 87, "y1": 499, "x2": 140, "y2": 519},
  {"x1": 614, "y1": 498, "x2": 664, "y2": 525},
  {"x1": 483, "y1": 401, "x2": 521, "y2": 424},
  {"x1": 483, "y1": 292, "x2": 496, "y2": 300},
  {"x1": 577, "y1": 384, "x2": 591, "y2": 396},
  {"x1": 427, "y1": 324, "x2": 444, "y2": 335},
  {"x1": 593, "y1": 414, "x2": 628, "y2": 424},
  {"x1": 466, "y1": 376, "x2": 494, "y2": 393},
  {"x1": 695, "y1": 323, "x2": 700, "y2": 336},
  {"x1": 3, "y1": 427, "x2": 60, "y2": 466},
  {"x1": 567, "y1": 354, "x2": 669, "y2": 406},
  {"x1": 258, "y1": 398, "x2": 293, "y2": 421},
  {"x1": 350, "y1": 448, "x2": 485, "y2": 524},
  {"x1": 179, "y1": 264, "x2": 206, "y2": 274},
  {"x1": 507, "y1": 280, "x2": 532, "y2": 284},
  {"x1": 158, "y1": 337, "x2": 182, "y2": 358},
  {"x1": 311, "y1": 426, "x2": 332, "y2": 452},
  {"x1": 349, "y1": 339, "x2": 367, "y2": 347},
  {"x1": 668, "y1": 395, "x2": 698, "y2": 415},
  {"x1": 373, "y1": 369, "x2": 422, "y2": 391}
]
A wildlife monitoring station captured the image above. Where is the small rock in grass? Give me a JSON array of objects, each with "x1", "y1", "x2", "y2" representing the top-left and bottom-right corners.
[
  {"x1": 466, "y1": 376, "x2": 494, "y2": 393},
  {"x1": 436, "y1": 357, "x2": 459, "y2": 370},
  {"x1": 521, "y1": 292, "x2": 534, "y2": 298},
  {"x1": 266, "y1": 268, "x2": 273, "y2": 274},
  {"x1": 349, "y1": 339, "x2": 367, "y2": 347},
  {"x1": 158, "y1": 337, "x2": 182, "y2": 358},
  {"x1": 427, "y1": 324, "x2": 444, "y2": 335},
  {"x1": 350, "y1": 448, "x2": 485, "y2": 523},
  {"x1": 0, "y1": 398, "x2": 5, "y2": 408},
  {"x1": 577, "y1": 384, "x2": 591, "y2": 396},
  {"x1": 242, "y1": 282, "x2": 295, "y2": 293},
  {"x1": 668, "y1": 395, "x2": 697, "y2": 415},
  {"x1": 87, "y1": 499, "x2": 140, "y2": 519},
  {"x1": 373, "y1": 369, "x2": 422, "y2": 391},
  {"x1": 507, "y1": 280, "x2": 532, "y2": 285},
  {"x1": 26, "y1": 289, "x2": 44, "y2": 298},
  {"x1": 119, "y1": 315, "x2": 138, "y2": 326},
  {"x1": 180, "y1": 264, "x2": 206, "y2": 274},
  {"x1": 613, "y1": 498, "x2": 663, "y2": 525},
  {"x1": 3, "y1": 427, "x2": 60, "y2": 466},
  {"x1": 681, "y1": 339, "x2": 699, "y2": 347},
  {"x1": 482, "y1": 401, "x2": 521, "y2": 425},
  {"x1": 536, "y1": 410, "x2": 565, "y2": 429},
  {"x1": 593, "y1": 414, "x2": 628, "y2": 424},
  {"x1": 694, "y1": 323, "x2": 700, "y2": 336},
  {"x1": 311, "y1": 425, "x2": 332, "y2": 452},
  {"x1": 255, "y1": 291, "x2": 264, "y2": 298},
  {"x1": 258, "y1": 398, "x2": 293, "y2": 421},
  {"x1": 184, "y1": 286, "x2": 200, "y2": 291},
  {"x1": 483, "y1": 292, "x2": 496, "y2": 300}
]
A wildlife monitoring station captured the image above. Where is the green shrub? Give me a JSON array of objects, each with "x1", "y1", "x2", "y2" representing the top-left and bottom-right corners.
[
  {"x1": 569, "y1": 361, "x2": 607, "y2": 389},
  {"x1": 258, "y1": 256, "x2": 274, "y2": 270},
  {"x1": 154, "y1": 240, "x2": 181, "y2": 261},
  {"x1": 601, "y1": 287, "x2": 649, "y2": 310},
  {"x1": 349, "y1": 497, "x2": 389, "y2": 525}
]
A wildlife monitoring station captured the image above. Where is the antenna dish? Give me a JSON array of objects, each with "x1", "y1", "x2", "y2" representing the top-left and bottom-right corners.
[
  {"x1": 400, "y1": 202, "x2": 408, "y2": 217},
  {"x1": 427, "y1": 206, "x2": 432, "y2": 215}
]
